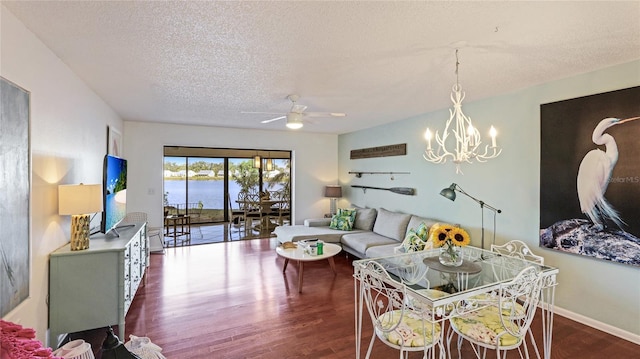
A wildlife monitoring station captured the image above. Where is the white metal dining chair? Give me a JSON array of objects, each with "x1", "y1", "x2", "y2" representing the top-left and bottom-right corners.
[
  {"x1": 360, "y1": 260, "x2": 442, "y2": 359},
  {"x1": 490, "y1": 240, "x2": 544, "y2": 358},
  {"x1": 449, "y1": 266, "x2": 543, "y2": 359},
  {"x1": 491, "y1": 240, "x2": 544, "y2": 265}
]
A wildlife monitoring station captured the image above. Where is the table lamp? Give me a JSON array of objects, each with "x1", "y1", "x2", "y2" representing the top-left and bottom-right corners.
[
  {"x1": 58, "y1": 183, "x2": 103, "y2": 251},
  {"x1": 324, "y1": 185, "x2": 342, "y2": 216}
]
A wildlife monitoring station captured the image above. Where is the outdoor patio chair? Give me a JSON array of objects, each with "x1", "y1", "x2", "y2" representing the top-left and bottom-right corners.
[
  {"x1": 122, "y1": 212, "x2": 164, "y2": 254},
  {"x1": 228, "y1": 193, "x2": 245, "y2": 229},
  {"x1": 243, "y1": 192, "x2": 263, "y2": 232},
  {"x1": 273, "y1": 191, "x2": 290, "y2": 226}
]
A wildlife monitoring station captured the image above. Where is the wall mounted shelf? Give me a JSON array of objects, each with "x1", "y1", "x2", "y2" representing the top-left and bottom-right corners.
[{"x1": 349, "y1": 171, "x2": 410, "y2": 178}]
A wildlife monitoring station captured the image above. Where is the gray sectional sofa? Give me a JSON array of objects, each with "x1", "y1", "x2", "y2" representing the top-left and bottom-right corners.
[{"x1": 273, "y1": 207, "x2": 441, "y2": 258}]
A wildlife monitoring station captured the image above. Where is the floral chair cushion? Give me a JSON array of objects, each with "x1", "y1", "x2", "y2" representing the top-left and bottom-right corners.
[
  {"x1": 406, "y1": 289, "x2": 451, "y2": 317},
  {"x1": 469, "y1": 293, "x2": 525, "y2": 318},
  {"x1": 450, "y1": 307, "x2": 520, "y2": 347},
  {"x1": 377, "y1": 309, "x2": 441, "y2": 347}
]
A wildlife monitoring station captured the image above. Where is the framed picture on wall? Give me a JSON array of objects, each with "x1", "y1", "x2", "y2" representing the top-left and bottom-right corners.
[
  {"x1": 108, "y1": 125, "x2": 122, "y2": 157},
  {"x1": 0, "y1": 77, "x2": 31, "y2": 316},
  {"x1": 539, "y1": 86, "x2": 640, "y2": 267}
]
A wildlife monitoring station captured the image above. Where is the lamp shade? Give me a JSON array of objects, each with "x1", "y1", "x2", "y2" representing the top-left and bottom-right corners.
[
  {"x1": 101, "y1": 327, "x2": 142, "y2": 359},
  {"x1": 286, "y1": 113, "x2": 303, "y2": 129},
  {"x1": 58, "y1": 184, "x2": 103, "y2": 215},
  {"x1": 439, "y1": 183, "x2": 457, "y2": 201},
  {"x1": 324, "y1": 185, "x2": 342, "y2": 198}
]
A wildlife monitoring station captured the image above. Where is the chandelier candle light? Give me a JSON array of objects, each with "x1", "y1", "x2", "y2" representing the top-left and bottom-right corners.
[{"x1": 423, "y1": 49, "x2": 502, "y2": 174}]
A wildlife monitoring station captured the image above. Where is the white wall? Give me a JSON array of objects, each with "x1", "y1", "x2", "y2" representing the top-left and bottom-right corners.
[
  {"x1": 1, "y1": 5, "x2": 123, "y2": 345},
  {"x1": 338, "y1": 60, "x2": 640, "y2": 341},
  {"x1": 123, "y1": 121, "x2": 338, "y2": 229}
]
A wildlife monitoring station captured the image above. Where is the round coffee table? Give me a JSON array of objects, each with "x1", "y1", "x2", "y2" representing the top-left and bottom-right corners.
[{"x1": 276, "y1": 242, "x2": 342, "y2": 293}]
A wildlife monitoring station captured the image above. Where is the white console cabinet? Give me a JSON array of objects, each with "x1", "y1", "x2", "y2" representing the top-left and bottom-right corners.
[{"x1": 48, "y1": 223, "x2": 148, "y2": 347}]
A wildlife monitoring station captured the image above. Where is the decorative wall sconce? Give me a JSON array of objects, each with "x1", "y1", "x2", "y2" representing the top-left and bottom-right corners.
[{"x1": 423, "y1": 49, "x2": 501, "y2": 174}]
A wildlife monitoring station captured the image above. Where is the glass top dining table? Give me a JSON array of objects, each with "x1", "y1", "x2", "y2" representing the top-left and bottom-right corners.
[{"x1": 352, "y1": 246, "x2": 559, "y2": 359}]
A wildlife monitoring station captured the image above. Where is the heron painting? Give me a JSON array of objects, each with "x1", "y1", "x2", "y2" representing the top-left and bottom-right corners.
[
  {"x1": 539, "y1": 86, "x2": 640, "y2": 267},
  {"x1": 577, "y1": 117, "x2": 639, "y2": 230}
]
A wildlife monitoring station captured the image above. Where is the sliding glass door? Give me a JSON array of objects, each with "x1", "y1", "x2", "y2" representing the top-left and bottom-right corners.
[{"x1": 163, "y1": 147, "x2": 291, "y2": 226}]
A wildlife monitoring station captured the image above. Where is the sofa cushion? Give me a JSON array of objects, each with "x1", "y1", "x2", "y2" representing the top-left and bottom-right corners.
[
  {"x1": 329, "y1": 212, "x2": 354, "y2": 231},
  {"x1": 338, "y1": 208, "x2": 357, "y2": 222},
  {"x1": 274, "y1": 225, "x2": 355, "y2": 244},
  {"x1": 372, "y1": 208, "x2": 412, "y2": 241},
  {"x1": 354, "y1": 207, "x2": 377, "y2": 231},
  {"x1": 401, "y1": 222, "x2": 431, "y2": 252},
  {"x1": 364, "y1": 243, "x2": 402, "y2": 258},
  {"x1": 341, "y1": 232, "x2": 398, "y2": 256},
  {"x1": 406, "y1": 215, "x2": 442, "y2": 238},
  {"x1": 304, "y1": 218, "x2": 331, "y2": 227}
]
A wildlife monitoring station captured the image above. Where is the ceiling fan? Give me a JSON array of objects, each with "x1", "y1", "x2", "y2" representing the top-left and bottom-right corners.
[{"x1": 243, "y1": 95, "x2": 346, "y2": 129}]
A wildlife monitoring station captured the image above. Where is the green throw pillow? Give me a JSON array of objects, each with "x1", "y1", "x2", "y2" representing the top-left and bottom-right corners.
[
  {"x1": 329, "y1": 213, "x2": 354, "y2": 231},
  {"x1": 337, "y1": 208, "x2": 357, "y2": 223},
  {"x1": 401, "y1": 222, "x2": 430, "y2": 252}
]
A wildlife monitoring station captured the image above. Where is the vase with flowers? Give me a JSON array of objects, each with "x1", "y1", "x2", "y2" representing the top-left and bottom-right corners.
[{"x1": 430, "y1": 224, "x2": 471, "y2": 266}]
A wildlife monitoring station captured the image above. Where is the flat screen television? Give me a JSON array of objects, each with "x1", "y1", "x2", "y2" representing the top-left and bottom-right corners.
[{"x1": 101, "y1": 154, "x2": 128, "y2": 236}]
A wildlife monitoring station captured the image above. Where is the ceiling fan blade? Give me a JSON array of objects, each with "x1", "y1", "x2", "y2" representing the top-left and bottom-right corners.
[
  {"x1": 305, "y1": 112, "x2": 347, "y2": 118},
  {"x1": 260, "y1": 116, "x2": 286, "y2": 124},
  {"x1": 291, "y1": 104, "x2": 308, "y2": 113},
  {"x1": 241, "y1": 111, "x2": 286, "y2": 115}
]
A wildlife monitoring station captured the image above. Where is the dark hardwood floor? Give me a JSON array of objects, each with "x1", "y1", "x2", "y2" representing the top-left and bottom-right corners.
[{"x1": 76, "y1": 238, "x2": 638, "y2": 358}]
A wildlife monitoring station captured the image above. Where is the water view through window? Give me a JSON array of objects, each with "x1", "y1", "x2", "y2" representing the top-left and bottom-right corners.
[{"x1": 164, "y1": 151, "x2": 290, "y2": 224}]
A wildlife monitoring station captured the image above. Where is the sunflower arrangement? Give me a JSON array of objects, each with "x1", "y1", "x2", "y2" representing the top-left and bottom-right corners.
[{"x1": 429, "y1": 224, "x2": 471, "y2": 263}]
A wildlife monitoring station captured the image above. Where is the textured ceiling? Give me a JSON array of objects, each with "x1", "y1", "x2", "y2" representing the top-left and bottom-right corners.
[{"x1": 4, "y1": 1, "x2": 640, "y2": 134}]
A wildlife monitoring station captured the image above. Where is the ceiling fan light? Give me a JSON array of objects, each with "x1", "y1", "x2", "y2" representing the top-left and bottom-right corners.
[{"x1": 286, "y1": 113, "x2": 303, "y2": 129}]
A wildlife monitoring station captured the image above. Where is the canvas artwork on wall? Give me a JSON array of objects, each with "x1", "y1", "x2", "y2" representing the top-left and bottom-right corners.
[
  {"x1": 539, "y1": 86, "x2": 640, "y2": 267},
  {"x1": 0, "y1": 77, "x2": 30, "y2": 316},
  {"x1": 108, "y1": 125, "x2": 122, "y2": 157}
]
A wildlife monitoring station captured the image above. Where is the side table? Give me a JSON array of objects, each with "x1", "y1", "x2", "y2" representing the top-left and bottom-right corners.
[
  {"x1": 276, "y1": 242, "x2": 342, "y2": 293},
  {"x1": 164, "y1": 215, "x2": 191, "y2": 246}
]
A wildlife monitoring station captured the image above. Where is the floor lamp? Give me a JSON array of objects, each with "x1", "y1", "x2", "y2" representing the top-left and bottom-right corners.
[{"x1": 440, "y1": 183, "x2": 501, "y2": 253}]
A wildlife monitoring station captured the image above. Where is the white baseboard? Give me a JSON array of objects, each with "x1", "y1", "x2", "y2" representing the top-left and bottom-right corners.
[{"x1": 554, "y1": 306, "x2": 640, "y2": 345}]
